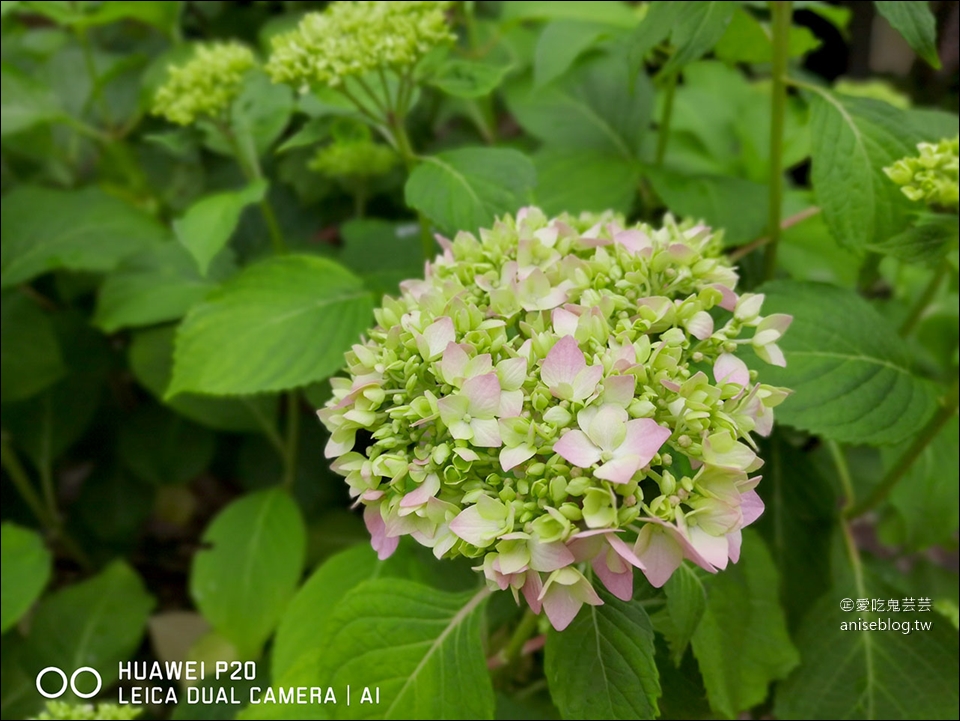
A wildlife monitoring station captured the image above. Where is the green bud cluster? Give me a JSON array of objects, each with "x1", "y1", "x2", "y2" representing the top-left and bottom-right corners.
[
  {"x1": 309, "y1": 142, "x2": 398, "y2": 178},
  {"x1": 266, "y1": 1, "x2": 455, "y2": 90},
  {"x1": 152, "y1": 42, "x2": 256, "y2": 126},
  {"x1": 32, "y1": 702, "x2": 140, "y2": 721},
  {"x1": 884, "y1": 136, "x2": 960, "y2": 209}
]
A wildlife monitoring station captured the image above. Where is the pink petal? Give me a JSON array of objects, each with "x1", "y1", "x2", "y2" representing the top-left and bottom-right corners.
[
  {"x1": 529, "y1": 539, "x2": 576, "y2": 572},
  {"x1": 685, "y1": 526, "x2": 729, "y2": 570},
  {"x1": 726, "y1": 529, "x2": 742, "y2": 563},
  {"x1": 687, "y1": 311, "x2": 714, "y2": 340},
  {"x1": 400, "y1": 473, "x2": 440, "y2": 508},
  {"x1": 364, "y1": 505, "x2": 398, "y2": 561},
  {"x1": 595, "y1": 455, "x2": 641, "y2": 484},
  {"x1": 541, "y1": 586, "x2": 585, "y2": 631},
  {"x1": 440, "y1": 342, "x2": 469, "y2": 383},
  {"x1": 463, "y1": 373, "x2": 501, "y2": 418},
  {"x1": 541, "y1": 336, "x2": 585, "y2": 389},
  {"x1": 614, "y1": 229, "x2": 652, "y2": 253},
  {"x1": 500, "y1": 444, "x2": 536, "y2": 472},
  {"x1": 621, "y1": 418, "x2": 671, "y2": 467},
  {"x1": 449, "y1": 506, "x2": 500, "y2": 546},
  {"x1": 592, "y1": 556, "x2": 634, "y2": 601},
  {"x1": 757, "y1": 342, "x2": 787, "y2": 367},
  {"x1": 633, "y1": 523, "x2": 683, "y2": 587},
  {"x1": 607, "y1": 533, "x2": 645, "y2": 569},
  {"x1": 522, "y1": 571, "x2": 543, "y2": 614},
  {"x1": 554, "y1": 430, "x2": 601, "y2": 468},
  {"x1": 603, "y1": 375, "x2": 636, "y2": 407},
  {"x1": 552, "y1": 307, "x2": 580, "y2": 337},
  {"x1": 438, "y1": 393, "x2": 469, "y2": 426},
  {"x1": 740, "y1": 489, "x2": 765, "y2": 526},
  {"x1": 421, "y1": 317, "x2": 455, "y2": 359},
  {"x1": 710, "y1": 283, "x2": 739, "y2": 311},
  {"x1": 572, "y1": 364, "x2": 604, "y2": 401},
  {"x1": 470, "y1": 418, "x2": 503, "y2": 447},
  {"x1": 434, "y1": 233, "x2": 452, "y2": 251},
  {"x1": 499, "y1": 389, "x2": 523, "y2": 418},
  {"x1": 713, "y1": 353, "x2": 750, "y2": 387}
]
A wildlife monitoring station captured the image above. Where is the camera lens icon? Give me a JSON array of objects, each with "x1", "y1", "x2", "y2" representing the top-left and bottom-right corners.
[{"x1": 35, "y1": 667, "x2": 102, "y2": 699}]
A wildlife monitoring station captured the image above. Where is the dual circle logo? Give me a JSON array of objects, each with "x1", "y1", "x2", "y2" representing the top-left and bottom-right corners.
[{"x1": 35, "y1": 667, "x2": 103, "y2": 699}]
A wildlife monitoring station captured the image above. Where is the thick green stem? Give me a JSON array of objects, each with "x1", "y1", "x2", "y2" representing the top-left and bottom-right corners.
[
  {"x1": 503, "y1": 608, "x2": 540, "y2": 665},
  {"x1": 283, "y1": 391, "x2": 301, "y2": 491},
  {"x1": 655, "y1": 72, "x2": 677, "y2": 167},
  {"x1": 846, "y1": 376, "x2": 959, "y2": 518},
  {"x1": 391, "y1": 117, "x2": 435, "y2": 260},
  {"x1": 900, "y1": 260, "x2": 948, "y2": 336},
  {"x1": 763, "y1": 0, "x2": 792, "y2": 280},
  {"x1": 827, "y1": 439, "x2": 855, "y2": 508}
]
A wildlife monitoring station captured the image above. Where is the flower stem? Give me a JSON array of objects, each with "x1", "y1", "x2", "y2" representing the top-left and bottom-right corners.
[
  {"x1": 763, "y1": 0, "x2": 792, "y2": 281},
  {"x1": 390, "y1": 115, "x2": 435, "y2": 260},
  {"x1": 899, "y1": 260, "x2": 948, "y2": 336},
  {"x1": 846, "y1": 376, "x2": 959, "y2": 518},
  {"x1": 1, "y1": 433, "x2": 53, "y2": 528},
  {"x1": 655, "y1": 72, "x2": 677, "y2": 167},
  {"x1": 503, "y1": 608, "x2": 540, "y2": 665}
]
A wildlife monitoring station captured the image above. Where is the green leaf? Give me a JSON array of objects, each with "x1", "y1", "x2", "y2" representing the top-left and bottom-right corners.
[
  {"x1": 232, "y1": 71, "x2": 294, "y2": 158},
  {"x1": 168, "y1": 255, "x2": 373, "y2": 396},
  {"x1": 664, "y1": 564, "x2": 707, "y2": 664},
  {"x1": 754, "y1": 280, "x2": 937, "y2": 445},
  {"x1": 691, "y1": 531, "x2": 799, "y2": 719},
  {"x1": 868, "y1": 214, "x2": 958, "y2": 265},
  {"x1": 874, "y1": 0, "x2": 941, "y2": 69},
  {"x1": 645, "y1": 167, "x2": 768, "y2": 246},
  {"x1": 661, "y1": 2, "x2": 737, "y2": 76},
  {"x1": 276, "y1": 117, "x2": 332, "y2": 154},
  {"x1": 808, "y1": 91, "x2": 922, "y2": 251},
  {"x1": 173, "y1": 181, "x2": 267, "y2": 276},
  {"x1": 545, "y1": 588, "x2": 661, "y2": 720},
  {"x1": 499, "y1": 1, "x2": 638, "y2": 28},
  {"x1": 627, "y1": 1, "x2": 685, "y2": 75},
  {"x1": 0, "y1": 61, "x2": 62, "y2": 137},
  {"x1": 24, "y1": 561, "x2": 155, "y2": 698},
  {"x1": 76, "y1": 0, "x2": 183, "y2": 35},
  {"x1": 190, "y1": 489, "x2": 306, "y2": 658},
  {"x1": 405, "y1": 147, "x2": 536, "y2": 235},
  {"x1": 94, "y1": 242, "x2": 235, "y2": 332},
  {"x1": 118, "y1": 404, "x2": 216, "y2": 485},
  {"x1": 533, "y1": 21, "x2": 613, "y2": 88},
  {"x1": 340, "y1": 219, "x2": 424, "y2": 298},
  {"x1": 0, "y1": 185, "x2": 168, "y2": 288},
  {"x1": 75, "y1": 465, "x2": 156, "y2": 544},
  {"x1": 128, "y1": 325, "x2": 278, "y2": 433},
  {"x1": 0, "y1": 523, "x2": 51, "y2": 634},
  {"x1": 881, "y1": 414, "x2": 959, "y2": 551},
  {"x1": 754, "y1": 435, "x2": 835, "y2": 629},
  {"x1": 775, "y1": 585, "x2": 959, "y2": 719},
  {"x1": 533, "y1": 148, "x2": 639, "y2": 216},
  {"x1": 2, "y1": 310, "x2": 111, "y2": 468},
  {"x1": 905, "y1": 107, "x2": 958, "y2": 139},
  {"x1": 0, "y1": 291, "x2": 65, "y2": 403},
  {"x1": 430, "y1": 59, "x2": 511, "y2": 98},
  {"x1": 316, "y1": 580, "x2": 493, "y2": 720},
  {"x1": 714, "y1": 8, "x2": 821, "y2": 64},
  {"x1": 504, "y1": 51, "x2": 653, "y2": 159}
]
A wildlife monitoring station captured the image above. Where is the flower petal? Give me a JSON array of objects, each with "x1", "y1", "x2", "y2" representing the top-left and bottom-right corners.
[
  {"x1": 364, "y1": 504, "x2": 398, "y2": 561},
  {"x1": 633, "y1": 523, "x2": 683, "y2": 588},
  {"x1": 470, "y1": 418, "x2": 503, "y2": 447},
  {"x1": 592, "y1": 556, "x2": 634, "y2": 601},
  {"x1": 713, "y1": 353, "x2": 750, "y2": 387},
  {"x1": 552, "y1": 306, "x2": 580, "y2": 337},
  {"x1": 463, "y1": 373, "x2": 501, "y2": 418},
  {"x1": 440, "y1": 342, "x2": 469, "y2": 384},
  {"x1": 529, "y1": 538, "x2": 575, "y2": 573},
  {"x1": 541, "y1": 335, "x2": 586, "y2": 390},
  {"x1": 500, "y1": 443, "x2": 537, "y2": 472},
  {"x1": 602, "y1": 375, "x2": 636, "y2": 407},
  {"x1": 449, "y1": 506, "x2": 500, "y2": 547},
  {"x1": 586, "y1": 404, "x2": 628, "y2": 452},
  {"x1": 687, "y1": 310, "x2": 714, "y2": 340},
  {"x1": 400, "y1": 473, "x2": 441, "y2": 508},
  {"x1": 420, "y1": 316, "x2": 455, "y2": 359},
  {"x1": 740, "y1": 489, "x2": 765, "y2": 526},
  {"x1": 594, "y1": 455, "x2": 641, "y2": 484},
  {"x1": 553, "y1": 430, "x2": 601, "y2": 468},
  {"x1": 620, "y1": 418, "x2": 671, "y2": 467}
]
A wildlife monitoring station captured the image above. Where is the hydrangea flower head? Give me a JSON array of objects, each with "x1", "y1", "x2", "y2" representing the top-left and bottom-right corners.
[
  {"x1": 266, "y1": 1, "x2": 455, "y2": 89},
  {"x1": 32, "y1": 702, "x2": 140, "y2": 721},
  {"x1": 152, "y1": 42, "x2": 256, "y2": 126},
  {"x1": 319, "y1": 208, "x2": 792, "y2": 630},
  {"x1": 884, "y1": 136, "x2": 960, "y2": 209}
]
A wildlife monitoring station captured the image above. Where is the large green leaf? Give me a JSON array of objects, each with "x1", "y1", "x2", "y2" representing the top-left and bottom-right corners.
[
  {"x1": 118, "y1": 404, "x2": 216, "y2": 485},
  {"x1": 0, "y1": 291, "x2": 64, "y2": 403},
  {"x1": 663, "y1": 564, "x2": 707, "y2": 664},
  {"x1": 316, "y1": 580, "x2": 494, "y2": 720},
  {"x1": 94, "y1": 242, "x2": 235, "y2": 332},
  {"x1": 868, "y1": 214, "x2": 958, "y2": 265},
  {"x1": 168, "y1": 255, "x2": 373, "y2": 396},
  {"x1": 714, "y1": 7, "x2": 821, "y2": 64},
  {"x1": 808, "y1": 92, "x2": 921, "y2": 251},
  {"x1": 340, "y1": 220, "x2": 424, "y2": 298},
  {"x1": 753, "y1": 280, "x2": 937, "y2": 445},
  {"x1": 0, "y1": 524, "x2": 51, "y2": 634},
  {"x1": 24, "y1": 561, "x2": 155, "y2": 699},
  {"x1": 645, "y1": 167, "x2": 768, "y2": 246},
  {"x1": 545, "y1": 589, "x2": 661, "y2": 720},
  {"x1": 881, "y1": 414, "x2": 959, "y2": 551},
  {"x1": 691, "y1": 531, "x2": 799, "y2": 718},
  {"x1": 504, "y1": 51, "x2": 653, "y2": 159},
  {"x1": 405, "y1": 148, "x2": 536, "y2": 235},
  {"x1": 499, "y1": 1, "x2": 638, "y2": 27},
  {"x1": 0, "y1": 186, "x2": 168, "y2": 288},
  {"x1": 627, "y1": 1, "x2": 685, "y2": 75},
  {"x1": 754, "y1": 435, "x2": 835, "y2": 629},
  {"x1": 429, "y1": 59, "x2": 511, "y2": 99},
  {"x1": 0, "y1": 62, "x2": 62, "y2": 137},
  {"x1": 128, "y1": 325, "x2": 278, "y2": 433},
  {"x1": 874, "y1": 0, "x2": 941, "y2": 69},
  {"x1": 533, "y1": 20, "x2": 615, "y2": 88},
  {"x1": 775, "y1": 585, "x2": 959, "y2": 719},
  {"x1": 533, "y1": 148, "x2": 639, "y2": 216},
  {"x1": 190, "y1": 489, "x2": 306, "y2": 658},
  {"x1": 173, "y1": 181, "x2": 267, "y2": 276}
]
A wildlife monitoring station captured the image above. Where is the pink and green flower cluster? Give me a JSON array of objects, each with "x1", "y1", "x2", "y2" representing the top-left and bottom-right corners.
[{"x1": 319, "y1": 208, "x2": 792, "y2": 630}]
